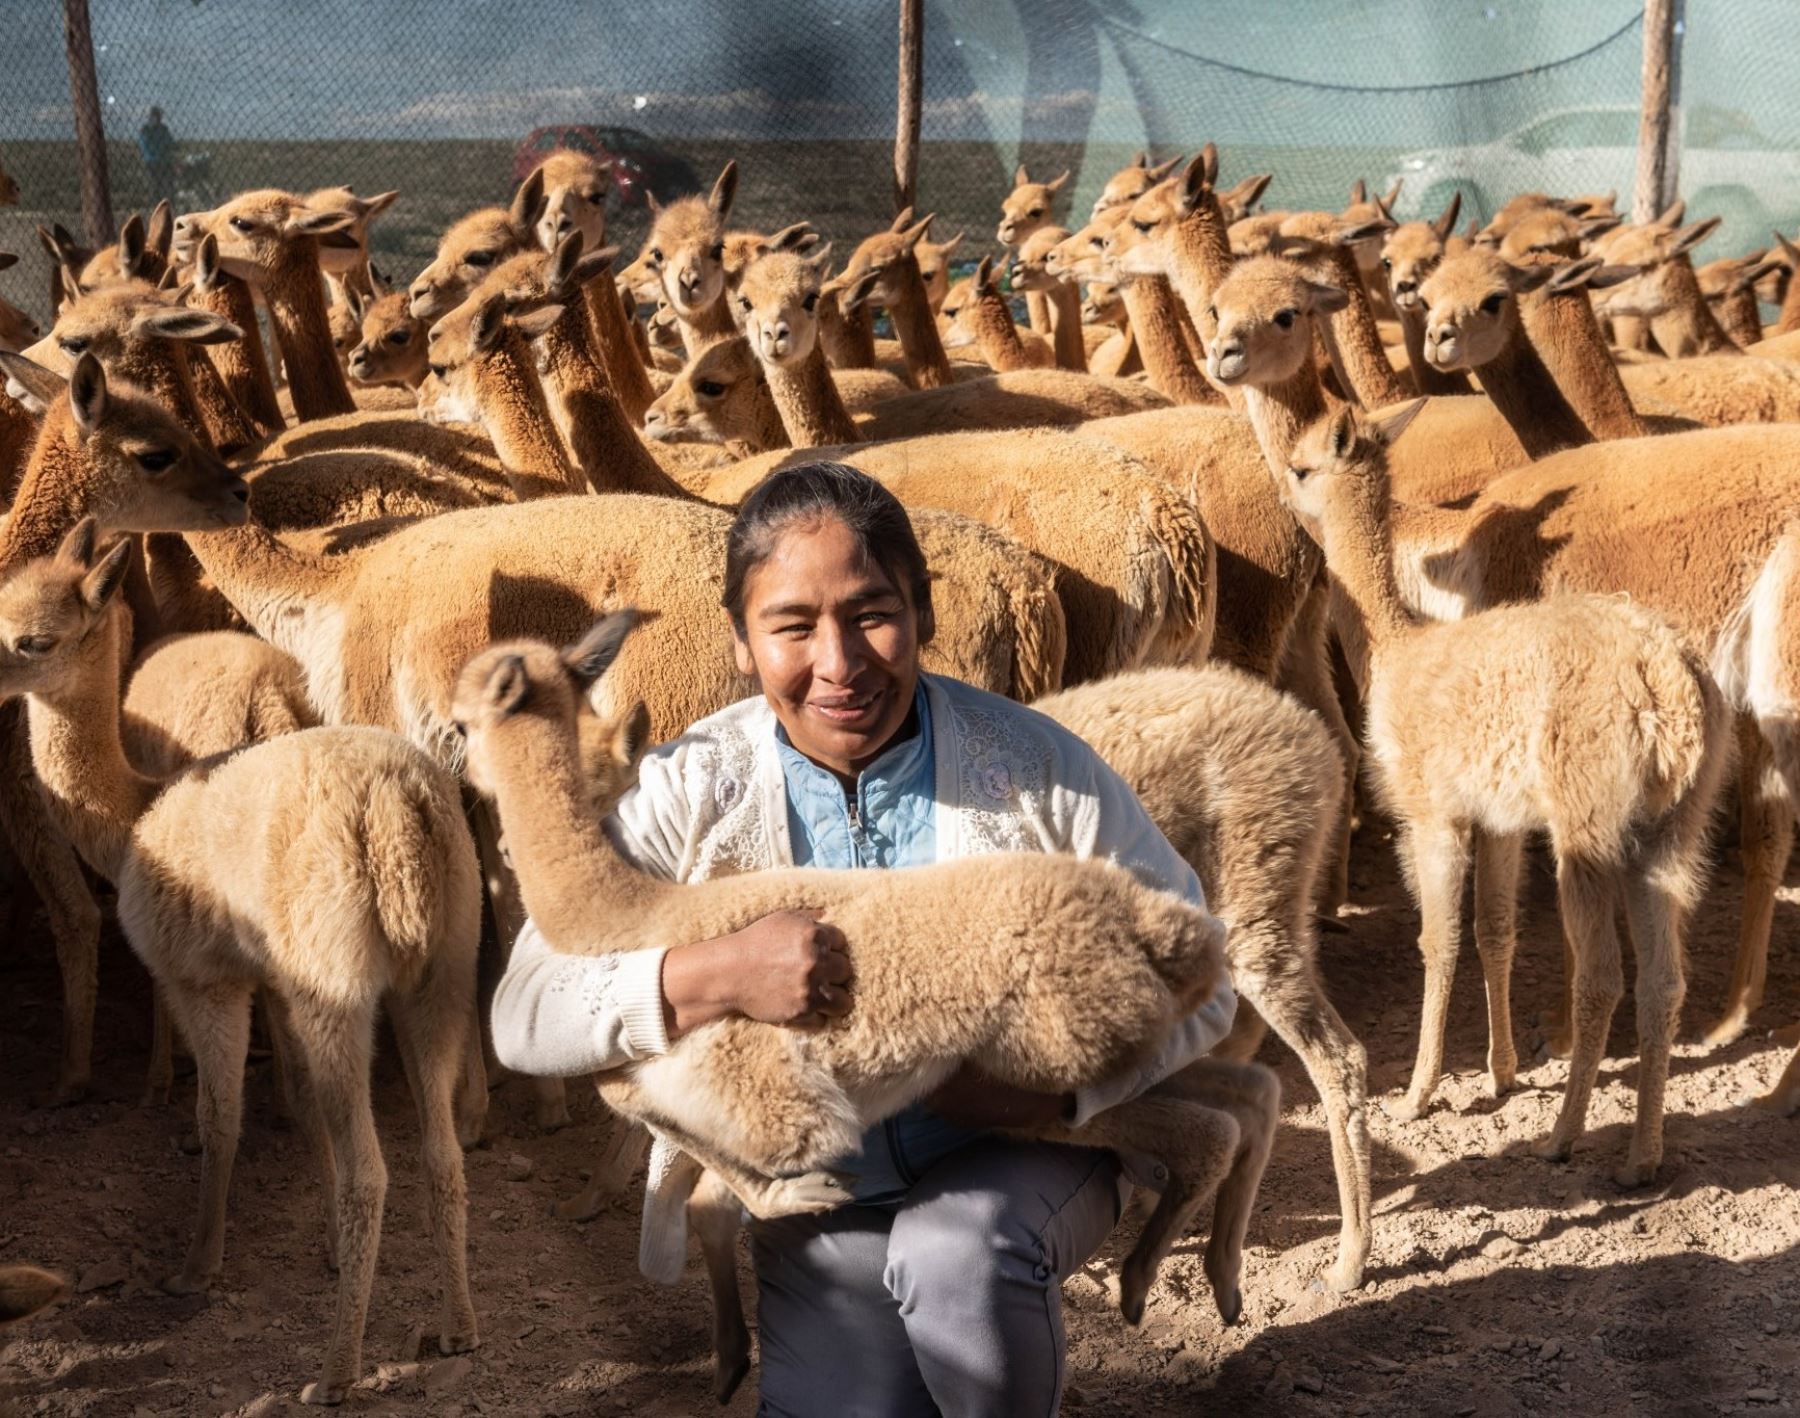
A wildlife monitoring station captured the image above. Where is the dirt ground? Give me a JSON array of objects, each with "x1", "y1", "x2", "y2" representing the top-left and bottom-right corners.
[{"x1": 1, "y1": 820, "x2": 1796, "y2": 1418}]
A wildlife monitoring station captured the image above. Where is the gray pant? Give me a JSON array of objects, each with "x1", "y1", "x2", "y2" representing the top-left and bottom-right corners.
[{"x1": 751, "y1": 1139, "x2": 1129, "y2": 1418}]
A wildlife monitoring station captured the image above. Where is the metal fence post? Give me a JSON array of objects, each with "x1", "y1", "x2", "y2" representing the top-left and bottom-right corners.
[
  {"x1": 1633, "y1": 0, "x2": 1678, "y2": 223},
  {"x1": 894, "y1": 0, "x2": 922, "y2": 216},
  {"x1": 63, "y1": 0, "x2": 115, "y2": 245}
]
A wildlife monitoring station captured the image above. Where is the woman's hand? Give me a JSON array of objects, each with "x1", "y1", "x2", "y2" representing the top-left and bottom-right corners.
[
  {"x1": 661, "y1": 910, "x2": 853, "y2": 1039},
  {"x1": 925, "y1": 1063, "x2": 1073, "y2": 1130}
]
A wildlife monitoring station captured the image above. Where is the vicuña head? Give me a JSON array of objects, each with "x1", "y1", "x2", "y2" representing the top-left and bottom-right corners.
[
  {"x1": 646, "y1": 161, "x2": 739, "y2": 319},
  {"x1": 837, "y1": 208, "x2": 937, "y2": 313},
  {"x1": 0, "y1": 517, "x2": 132, "y2": 703},
  {"x1": 0, "y1": 351, "x2": 248, "y2": 529},
  {"x1": 643, "y1": 336, "x2": 767, "y2": 445},
  {"x1": 1378, "y1": 190, "x2": 1462, "y2": 311},
  {"x1": 1416, "y1": 247, "x2": 1558, "y2": 370},
  {"x1": 529, "y1": 149, "x2": 610, "y2": 254},
  {"x1": 408, "y1": 178, "x2": 542, "y2": 321},
  {"x1": 1587, "y1": 214, "x2": 1723, "y2": 321},
  {"x1": 451, "y1": 610, "x2": 651, "y2": 817},
  {"x1": 1103, "y1": 144, "x2": 1223, "y2": 280},
  {"x1": 735, "y1": 246, "x2": 836, "y2": 367},
  {"x1": 997, "y1": 163, "x2": 1068, "y2": 245},
  {"x1": 1091, "y1": 151, "x2": 1182, "y2": 218},
  {"x1": 1202, "y1": 256, "x2": 1346, "y2": 387},
  {"x1": 1278, "y1": 400, "x2": 1427, "y2": 535}
]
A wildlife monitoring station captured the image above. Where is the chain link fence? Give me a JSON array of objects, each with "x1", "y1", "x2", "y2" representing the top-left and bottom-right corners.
[{"x1": 5, "y1": 1, "x2": 1800, "y2": 330}]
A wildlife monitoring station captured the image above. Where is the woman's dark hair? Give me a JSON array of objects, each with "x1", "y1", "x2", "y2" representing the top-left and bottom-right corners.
[{"x1": 722, "y1": 461, "x2": 934, "y2": 641}]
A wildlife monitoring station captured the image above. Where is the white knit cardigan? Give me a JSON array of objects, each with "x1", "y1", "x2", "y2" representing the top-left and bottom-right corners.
[{"x1": 490, "y1": 673, "x2": 1237, "y2": 1281}]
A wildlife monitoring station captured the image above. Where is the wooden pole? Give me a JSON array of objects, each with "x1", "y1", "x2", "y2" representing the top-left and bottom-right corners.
[
  {"x1": 1632, "y1": 0, "x2": 1675, "y2": 224},
  {"x1": 894, "y1": 0, "x2": 922, "y2": 215},
  {"x1": 62, "y1": 0, "x2": 114, "y2": 246}
]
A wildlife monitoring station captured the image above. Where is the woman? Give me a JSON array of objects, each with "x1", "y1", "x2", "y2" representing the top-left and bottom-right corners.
[{"x1": 492, "y1": 462, "x2": 1235, "y2": 1416}]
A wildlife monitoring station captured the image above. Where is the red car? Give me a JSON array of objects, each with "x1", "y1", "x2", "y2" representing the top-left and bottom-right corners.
[{"x1": 511, "y1": 125, "x2": 701, "y2": 207}]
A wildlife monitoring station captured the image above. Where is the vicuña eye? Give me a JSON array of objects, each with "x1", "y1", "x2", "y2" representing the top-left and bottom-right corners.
[
  {"x1": 698, "y1": 380, "x2": 726, "y2": 397},
  {"x1": 1274, "y1": 309, "x2": 1297, "y2": 329},
  {"x1": 137, "y1": 448, "x2": 176, "y2": 472}
]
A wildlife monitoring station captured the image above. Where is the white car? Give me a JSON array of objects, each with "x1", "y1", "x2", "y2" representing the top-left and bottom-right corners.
[{"x1": 1385, "y1": 105, "x2": 1800, "y2": 241}]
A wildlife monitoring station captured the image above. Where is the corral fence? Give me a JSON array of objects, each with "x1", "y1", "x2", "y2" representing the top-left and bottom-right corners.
[{"x1": 5, "y1": 1, "x2": 1800, "y2": 329}]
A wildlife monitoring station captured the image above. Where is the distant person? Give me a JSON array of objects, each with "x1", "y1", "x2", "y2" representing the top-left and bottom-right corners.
[{"x1": 138, "y1": 106, "x2": 175, "y2": 206}]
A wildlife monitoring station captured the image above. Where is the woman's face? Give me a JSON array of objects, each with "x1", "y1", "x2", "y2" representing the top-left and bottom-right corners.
[{"x1": 733, "y1": 514, "x2": 922, "y2": 781}]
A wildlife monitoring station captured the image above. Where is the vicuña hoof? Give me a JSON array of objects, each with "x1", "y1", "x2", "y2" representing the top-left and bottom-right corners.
[
  {"x1": 299, "y1": 1380, "x2": 346, "y2": 1406},
  {"x1": 552, "y1": 1188, "x2": 606, "y2": 1223},
  {"x1": 1215, "y1": 1285, "x2": 1244, "y2": 1326},
  {"x1": 140, "y1": 1082, "x2": 172, "y2": 1108},
  {"x1": 1544, "y1": 1026, "x2": 1575, "y2": 1060},
  {"x1": 1612, "y1": 1159, "x2": 1658, "y2": 1189},
  {"x1": 160, "y1": 1269, "x2": 213, "y2": 1296},
  {"x1": 1751, "y1": 1086, "x2": 1799, "y2": 1117},
  {"x1": 439, "y1": 1326, "x2": 478, "y2": 1356},
  {"x1": 41, "y1": 1078, "x2": 88, "y2": 1109},
  {"x1": 714, "y1": 1351, "x2": 751, "y2": 1405},
  {"x1": 533, "y1": 1100, "x2": 572, "y2": 1134},
  {"x1": 1771, "y1": 1021, "x2": 1800, "y2": 1048},
  {"x1": 1385, "y1": 1090, "x2": 1430, "y2": 1123},
  {"x1": 1529, "y1": 1135, "x2": 1572, "y2": 1163},
  {"x1": 1702, "y1": 1008, "x2": 1750, "y2": 1051},
  {"x1": 765, "y1": 1170, "x2": 852, "y2": 1217},
  {"x1": 1322, "y1": 1258, "x2": 1363, "y2": 1294}
]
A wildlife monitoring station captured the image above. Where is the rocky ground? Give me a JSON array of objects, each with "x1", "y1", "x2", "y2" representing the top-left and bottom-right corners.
[{"x1": 1, "y1": 823, "x2": 1796, "y2": 1417}]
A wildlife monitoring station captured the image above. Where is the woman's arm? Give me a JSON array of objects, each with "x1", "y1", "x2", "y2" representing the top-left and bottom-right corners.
[{"x1": 490, "y1": 912, "x2": 855, "y2": 1079}]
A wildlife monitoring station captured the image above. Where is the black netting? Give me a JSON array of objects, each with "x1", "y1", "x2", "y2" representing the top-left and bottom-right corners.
[{"x1": 4, "y1": 1, "x2": 1799, "y2": 330}]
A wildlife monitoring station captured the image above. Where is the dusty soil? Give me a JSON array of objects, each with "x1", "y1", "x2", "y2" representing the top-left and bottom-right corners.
[{"x1": 1, "y1": 823, "x2": 1796, "y2": 1418}]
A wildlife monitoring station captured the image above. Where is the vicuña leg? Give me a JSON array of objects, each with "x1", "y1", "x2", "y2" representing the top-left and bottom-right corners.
[
  {"x1": 293, "y1": 1001, "x2": 387, "y2": 1407},
  {"x1": 1532, "y1": 856, "x2": 1624, "y2": 1164},
  {"x1": 160, "y1": 981, "x2": 253, "y2": 1293},
  {"x1": 1276, "y1": 582, "x2": 1358, "y2": 915},
  {"x1": 1472, "y1": 830, "x2": 1525, "y2": 1098},
  {"x1": 0, "y1": 722, "x2": 101, "y2": 1107},
  {"x1": 263, "y1": 994, "x2": 339, "y2": 1270},
  {"x1": 1616, "y1": 864, "x2": 1688, "y2": 1186},
  {"x1": 690, "y1": 1166, "x2": 752, "y2": 1404},
  {"x1": 389, "y1": 989, "x2": 479, "y2": 1358},
  {"x1": 1228, "y1": 917, "x2": 1370, "y2": 1292},
  {"x1": 145, "y1": 985, "x2": 176, "y2": 1106},
  {"x1": 1394, "y1": 821, "x2": 1470, "y2": 1120},
  {"x1": 1755, "y1": 1035, "x2": 1800, "y2": 1115},
  {"x1": 1708, "y1": 719, "x2": 1791, "y2": 1047},
  {"x1": 555, "y1": 1111, "x2": 649, "y2": 1222}
]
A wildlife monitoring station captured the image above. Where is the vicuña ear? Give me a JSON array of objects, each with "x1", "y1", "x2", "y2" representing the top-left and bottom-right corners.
[
  {"x1": 571, "y1": 243, "x2": 621, "y2": 287},
  {"x1": 0, "y1": 253, "x2": 13, "y2": 274},
  {"x1": 1045, "y1": 170, "x2": 1070, "y2": 193},
  {"x1": 1773, "y1": 230, "x2": 1800, "y2": 268},
  {"x1": 510, "y1": 168, "x2": 547, "y2": 233},
  {"x1": 356, "y1": 190, "x2": 401, "y2": 221},
  {"x1": 133, "y1": 306, "x2": 243, "y2": 345},
  {"x1": 899, "y1": 212, "x2": 935, "y2": 249},
  {"x1": 974, "y1": 255, "x2": 995, "y2": 292},
  {"x1": 194, "y1": 232, "x2": 221, "y2": 288},
  {"x1": 938, "y1": 230, "x2": 965, "y2": 254},
  {"x1": 1326, "y1": 403, "x2": 1357, "y2": 458},
  {"x1": 469, "y1": 293, "x2": 510, "y2": 353},
  {"x1": 1668, "y1": 216, "x2": 1722, "y2": 259},
  {"x1": 1372, "y1": 396, "x2": 1428, "y2": 449},
  {"x1": 1349, "y1": 178, "x2": 1368, "y2": 206},
  {"x1": 288, "y1": 208, "x2": 357, "y2": 238},
  {"x1": 510, "y1": 303, "x2": 565, "y2": 341},
  {"x1": 890, "y1": 205, "x2": 915, "y2": 234},
  {"x1": 803, "y1": 242, "x2": 835, "y2": 277},
  {"x1": 1734, "y1": 257, "x2": 1784, "y2": 294},
  {"x1": 614, "y1": 700, "x2": 652, "y2": 769},
  {"x1": 55, "y1": 515, "x2": 98, "y2": 569},
  {"x1": 69, "y1": 352, "x2": 107, "y2": 438},
  {"x1": 547, "y1": 230, "x2": 586, "y2": 293},
  {"x1": 1506, "y1": 260, "x2": 1559, "y2": 294},
  {"x1": 709, "y1": 161, "x2": 740, "y2": 220},
  {"x1": 81, "y1": 538, "x2": 133, "y2": 613},
  {"x1": 0, "y1": 350, "x2": 69, "y2": 408},
  {"x1": 842, "y1": 268, "x2": 882, "y2": 311},
  {"x1": 484, "y1": 653, "x2": 530, "y2": 717},
  {"x1": 562, "y1": 609, "x2": 641, "y2": 688},
  {"x1": 1178, "y1": 146, "x2": 1215, "y2": 212},
  {"x1": 1146, "y1": 152, "x2": 1183, "y2": 182},
  {"x1": 1578, "y1": 213, "x2": 1623, "y2": 241},
  {"x1": 1306, "y1": 280, "x2": 1351, "y2": 314},
  {"x1": 1335, "y1": 217, "x2": 1391, "y2": 247},
  {"x1": 1129, "y1": 150, "x2": 1148, "y2": 169},
  {"x1": 1652, "y1": 197, "x2": 1687, "y2": 230},
  {"x1": 1586, "y1": 263, "x2": 1640, "y2": 291},
  {"x1": 1012, "y1": 164, "x2": 1031, "y2": 188},
  {"x1": 1544, "y1": 256, "x2": 1603, "y2": 294},
  {"x1": 1382, "y1": 179, "x2": 1403, "y2": 208},
  {"x1": 1431, "y1": 190, "x2": 1463, "y2": 240},
  {"x1": 116, "y1": 213, "x2": 147, "y2": 276},
  {"x1": 768, "y1": 221, "x2": 815, "y2": 253},
  {"x1": 147, "y1": 200, "x2": 174, "y2": 260}
]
